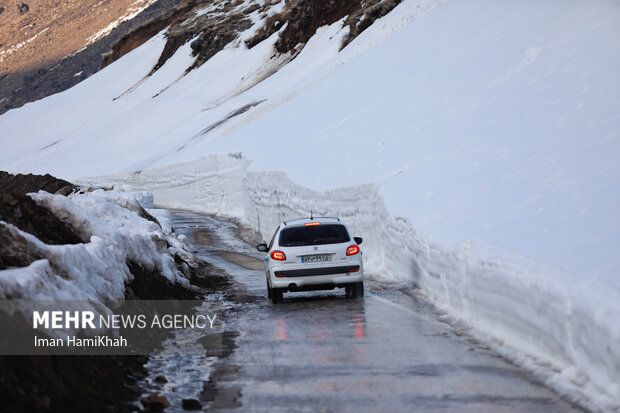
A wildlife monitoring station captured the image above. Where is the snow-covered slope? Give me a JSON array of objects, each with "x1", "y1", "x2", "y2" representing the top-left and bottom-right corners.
[{"x1": 1, "y1": 0, "x2": 619, "y2": 410}]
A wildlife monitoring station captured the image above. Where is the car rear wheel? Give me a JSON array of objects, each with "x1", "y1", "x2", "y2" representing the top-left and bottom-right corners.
[
  {"x1": 271, "y1": 288, "x2": 283, "y2": 304},
  {"x1": 346, "y1": 282, "x2": 364, "y2": 299}
]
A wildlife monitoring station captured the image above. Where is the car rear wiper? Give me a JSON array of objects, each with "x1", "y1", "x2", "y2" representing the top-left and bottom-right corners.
[{"x1": 312, "y1": 238, "x2": 340, "y2": 245}]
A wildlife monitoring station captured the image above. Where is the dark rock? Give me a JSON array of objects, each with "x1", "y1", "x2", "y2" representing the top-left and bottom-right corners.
[
  {"x1": 190, "y1": 36, "x2": 203, "y2": 53},
  {"x1": 154, "y1": 374, "x2": 168, "y2": 383},
  {"x1": 182, "y1": 398, "x2": 202, "y2": 410},
  {"x1": 17, "y1": 2, "x2": 29, "y2": 15},
  {"x1": 140, "y1": 393, "x2": 171, "y2": 411},
  {"x1": 0, "y1": 6, "x2": 6, "y2": 15}
]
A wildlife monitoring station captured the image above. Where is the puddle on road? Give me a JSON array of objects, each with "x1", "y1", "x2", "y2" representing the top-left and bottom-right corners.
[{"x1": 214, "y1": 251, "x2": 264, "y2": 271}]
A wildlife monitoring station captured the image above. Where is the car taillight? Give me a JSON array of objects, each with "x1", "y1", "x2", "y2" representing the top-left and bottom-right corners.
[
  {"x1": 304, "y1": 222, "x2": 320, "y2": 226},
  {"x1": 346, "y1": 245, "x2": 360, "y2": 256},
  {"x1": 271, "y1": 250, "x2": 287, "y2": 261}
]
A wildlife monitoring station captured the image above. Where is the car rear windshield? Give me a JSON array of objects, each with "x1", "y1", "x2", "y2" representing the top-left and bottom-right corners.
[{"x1": 279, "y1": 224, "x2": 350, "y2": 247}]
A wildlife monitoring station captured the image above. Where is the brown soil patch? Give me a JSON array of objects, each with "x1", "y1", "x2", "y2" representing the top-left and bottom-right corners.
[
  {"x1": 0, "y1": 0, "x2": 158, "y2": 76},
  {"x1": 0, "y1": 0, "x2": 184, "y2": 115}
]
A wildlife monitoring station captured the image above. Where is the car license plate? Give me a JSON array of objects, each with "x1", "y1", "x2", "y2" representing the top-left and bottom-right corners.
[{"x1": 302, "y1": 255, "x2": 332, "y2": 263}]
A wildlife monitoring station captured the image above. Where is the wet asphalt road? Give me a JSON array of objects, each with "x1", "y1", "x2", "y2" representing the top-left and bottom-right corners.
[{"x1": 169, "y1": 210, "x2": 582, "y2": 413}]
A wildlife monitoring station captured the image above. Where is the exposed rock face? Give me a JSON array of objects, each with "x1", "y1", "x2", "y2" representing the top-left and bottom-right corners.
[
  {"x1": 102, "y1": 0, "x2": 255, "y2": 74},
  {"x1": 245, "y1": 0, "x2": 402, "y2": 53},
  {"x1": 274, "y1": 0, "x2": 361, "y2": 53},
  {"x1": 102, "y1": 0, "x2": 403, "y2": 82}
]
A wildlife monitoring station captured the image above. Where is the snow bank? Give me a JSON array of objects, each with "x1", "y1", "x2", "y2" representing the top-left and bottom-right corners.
[
  {"x1": 99, "y1": 153, "x2": 620, "y2": 411},
  {"x1": 0, "y1": 186, "x2": 192, "y2": 305}
]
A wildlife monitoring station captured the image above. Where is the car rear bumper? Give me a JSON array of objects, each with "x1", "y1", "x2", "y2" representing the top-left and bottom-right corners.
[
  {"x1": 274, "y1": 265, "x2": 360, "y2": 278},
  {"x1": 269, "y1": 264, "x2": 363, "y2": 290}
]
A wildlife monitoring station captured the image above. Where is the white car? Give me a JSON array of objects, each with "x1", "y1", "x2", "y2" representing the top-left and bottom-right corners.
[{"x1": 257, "y1": 217, "x2": 364, "y2": 304}]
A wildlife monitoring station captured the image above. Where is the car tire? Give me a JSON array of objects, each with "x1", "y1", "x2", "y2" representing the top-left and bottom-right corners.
[
  {"x1": 347, "y1": 282, "x2": 364, "y2": 299},
  {"x1": 271, "y1": 289, "x2": 283, "y2": 304},
  {"x1": 345, "y1": 284, "x2": 353, "y2": 298},
  {"x1": 266, "y1": 275, "x2": 272, "y2": 299}
]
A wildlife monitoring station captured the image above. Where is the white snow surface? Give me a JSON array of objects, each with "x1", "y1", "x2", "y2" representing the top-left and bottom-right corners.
[{"x1": 0, "y1": 0, "x2": 619, "y2": 410}]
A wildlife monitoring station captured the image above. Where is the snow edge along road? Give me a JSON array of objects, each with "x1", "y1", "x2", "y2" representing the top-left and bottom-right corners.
[{"x1": 87, "y1": 153, "x2": 620, "y2": 413}]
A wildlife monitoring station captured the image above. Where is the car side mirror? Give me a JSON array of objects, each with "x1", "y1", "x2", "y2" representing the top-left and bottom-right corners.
[
  {"x1": 257, "y1": 244, "x2": 268, "y2": 252},
  {"x1": 354, "y1": 237, "x2": 362, "y2": 245}
]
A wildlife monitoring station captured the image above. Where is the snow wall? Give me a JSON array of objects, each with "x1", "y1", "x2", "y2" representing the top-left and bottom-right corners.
[{"x1": 93, "y1": 154, "x2": 620, "y2": 412}]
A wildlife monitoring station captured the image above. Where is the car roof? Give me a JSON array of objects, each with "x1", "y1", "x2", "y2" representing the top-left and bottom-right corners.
[{"x1": 281, "y1": 217, "x2": 342, "y2": 227}]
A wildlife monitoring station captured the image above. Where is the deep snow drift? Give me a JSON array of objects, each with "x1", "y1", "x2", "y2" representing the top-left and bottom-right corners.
[
  {"x1": 0, "y1": 0, "x2": 619, "y2": 410},
  {"x1": 0, "y1": 185, "x2": 194, "y2": 330}
]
